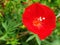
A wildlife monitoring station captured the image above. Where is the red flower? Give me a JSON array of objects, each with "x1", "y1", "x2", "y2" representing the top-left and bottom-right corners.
[{"x1": 22, "y1": 3, "x2": 56, "y2": 40}]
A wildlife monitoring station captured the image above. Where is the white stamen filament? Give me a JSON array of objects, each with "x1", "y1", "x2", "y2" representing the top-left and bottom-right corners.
[
  {"x1": 43, "y1": 17, "x2": 45, "y2": 20},
  {"x1": 38, "y1": 17, "x2": 45, "y2": 21},
  {"x1": 38, "y1": 17, "x2": 42, "y2": 21}
]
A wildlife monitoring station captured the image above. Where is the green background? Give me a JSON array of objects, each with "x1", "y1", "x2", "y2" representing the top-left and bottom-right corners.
[{"x1": 0, "y1": 0, "x2": 60, "y2": 45}]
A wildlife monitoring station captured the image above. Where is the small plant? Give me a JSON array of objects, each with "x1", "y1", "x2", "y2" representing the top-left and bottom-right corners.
[{"x1": 0, "y1": 0, "x2": 60, "y2": 45}]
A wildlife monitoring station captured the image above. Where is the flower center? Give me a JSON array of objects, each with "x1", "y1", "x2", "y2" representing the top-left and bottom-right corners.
[
  {"x1": 33, "y1": 19, "x2": 41, "y2": 27},
  {"x1": 33, "y1": 17, "x2": 45, "y2": 27}
]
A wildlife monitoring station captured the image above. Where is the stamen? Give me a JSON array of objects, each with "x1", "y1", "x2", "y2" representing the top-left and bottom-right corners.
[
  {"x1": 33, "y1": 19, "x2": 41, "y2": 27},
  {"x1": 38, "y1": 17, "x2": 45, "y2": 21},
  {"x1": 40, "y1": 17, "x2": 43, "y2": 21},
  {"x1": 33, "y1": 17, "x2": 45, "y2": 27},
  {"x1": 38, "y1": 17, "x2": 42, "y2": 21},
  {"x1": 43, "y1": 17, "x2": 45, "y2": 20}
]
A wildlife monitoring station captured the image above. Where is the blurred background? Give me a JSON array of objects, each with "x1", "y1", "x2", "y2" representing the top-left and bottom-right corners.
[{"x1": 0, "y1": 0, "x2": 60, "y2": 45}]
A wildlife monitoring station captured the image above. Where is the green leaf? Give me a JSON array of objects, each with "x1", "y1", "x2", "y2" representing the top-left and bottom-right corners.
[
  {"x1": 56, "y1": 13, "x2": 60, "y2": 18},
  {"x1": 6, "y1": 38, "x2": 19, "y2": 45},
  {"x1": 0, "y1": 33, "x2": 7, "y2": 40},
  {"x1": 0, "y1": 30, "x2": 3, "y2": 35},
  {"x1": 21, "y1": 42, "x2": 29, "y2": 45},
  {"x1": 56, "y1": 22, "x2": 60, "y2": 28},
  {"x1": 52, "y1": 40, "x2": 60, "y2": 45},
  {"x1": 26, "y1": 35, "x2": 35, "y2": 42},
  {"x1": 35, "y1": 35, "x2": 41, "y2": 45},
  {"x1": 2, "y1": 21, "x2": 7, "y2": 31},
  {"x1": 32, "y1": 0, "x2": 40, "y2": 2},
  {"x1": 56, "y1": 0, "x2": 60, "y2": 5}
]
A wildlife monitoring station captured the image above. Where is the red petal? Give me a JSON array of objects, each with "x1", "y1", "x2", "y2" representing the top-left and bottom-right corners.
[
  {"x1": 38, "y1": 29, "x2": 52, "y2": 40},
  {"x1": 22, "y1": 3, "x2": 56, "y2": 40}
]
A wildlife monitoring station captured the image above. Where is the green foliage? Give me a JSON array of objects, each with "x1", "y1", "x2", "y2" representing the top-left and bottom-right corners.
[
  {"x1": 51, "y1": 39, "x2": 60, "y2": 45},
  {"x1": 35, "y1": 35, "x2": 41, "y2": 45},
  {"x1": 0, "y1": 0, "x2": 60, "y2": 45},
  {"x1": 26, "y1": 35, "x2": 35, "y2": 42}
]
